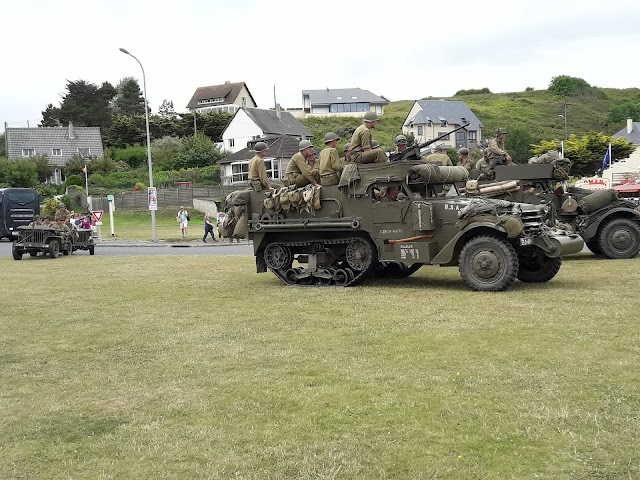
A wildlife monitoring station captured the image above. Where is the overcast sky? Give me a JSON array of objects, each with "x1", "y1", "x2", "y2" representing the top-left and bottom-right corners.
[{"x1": 2, "y1": 0, "x2": 638, "y2": 133}]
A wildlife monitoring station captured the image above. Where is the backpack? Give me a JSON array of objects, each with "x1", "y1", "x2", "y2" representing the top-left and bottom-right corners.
[{"x1": 186, "y1": 214, "x2": 191, "y2": 221}]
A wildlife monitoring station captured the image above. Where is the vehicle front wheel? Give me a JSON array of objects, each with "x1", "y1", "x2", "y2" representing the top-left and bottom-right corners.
[
  {"x1": 597, "y1": 217, "x2": 640, "y2": 259},
  {"x1": 517, "y1": 248, "x2": 562, "y2": 283},
  {"x1": 49, "y1": 240, "x2": 60, "y2": 259},
  {"x1": 458, "y1": 235, "x2": 519, "y2": 291},
  {"x1": 12, "y1": 243, "x2": 23, "y2": 260}
]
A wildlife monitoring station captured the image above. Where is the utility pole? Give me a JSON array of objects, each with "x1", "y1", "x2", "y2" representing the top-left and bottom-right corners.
[{"x1": 193, "y1": 110, "x2": 197, "y2": 135}]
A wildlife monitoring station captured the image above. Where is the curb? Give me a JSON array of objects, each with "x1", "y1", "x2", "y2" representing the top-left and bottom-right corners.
[{"x1": 95, "y1": 241, "x2": 252, "y2": 248}]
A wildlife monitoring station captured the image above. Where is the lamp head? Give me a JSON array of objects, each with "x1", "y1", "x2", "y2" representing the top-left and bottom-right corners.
[{"x1": 119, "y1": 48, "x2": 130, "y2": 55}]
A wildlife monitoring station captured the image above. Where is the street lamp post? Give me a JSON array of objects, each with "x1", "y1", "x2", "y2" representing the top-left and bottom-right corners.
[
  {"x1": 119, "y1": 47, "x2": 157, "y2": 242},
  {"x1": 559, "y1": 114, "x2": 567, "y2": 140}
]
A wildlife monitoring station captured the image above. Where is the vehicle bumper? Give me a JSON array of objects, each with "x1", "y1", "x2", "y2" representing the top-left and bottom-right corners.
[{"x1": 531, "y1": 233, "x2": 584, "y2": 258}]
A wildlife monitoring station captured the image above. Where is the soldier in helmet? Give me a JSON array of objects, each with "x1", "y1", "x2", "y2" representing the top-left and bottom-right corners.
[
  {"x1": 395, "y1": 135, "x2": 408, "y2": 154},
  {"x1": 28, "y1": 215, "x2": 42, "y2": 227},
  {"x1": 457, "y1": 147, "x2": 473, "y2": 172},
  {"x1": 55, "y1": 204, "x2": 70, "y2": 222},
  {"x1": 342, "y1": 142, "x2": 351, "y2": 163},
  {"x1": 348, "y1": 111, "x2": 387, "y2": 164},
  {"x1": 477, "y1": 127, "x2": 512, "y2": 179},
  {"x1": 43, "y1": 216, "x2": 52, "y2": 226},
  {"x1": 319, "y1": 132, "x2": 344, "y2": 186},
  {"x1": 248, "y1": 141, "x2": 278, "y2": 192},
  {"x1": 285, "y1": 140, "x2": 320, "y2": 187},
  {"x1": 423, "y1": 145, "x2": 453, "y2": 166}
]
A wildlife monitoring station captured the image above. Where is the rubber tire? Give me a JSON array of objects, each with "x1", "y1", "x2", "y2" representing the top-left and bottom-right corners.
[
  {"x1": 89, "y1": 245, "x2": 95, "y2": 256},
  {"x1": 12, "y1": 243, "x2": 23, "y2": 260},
  {"x1": 517, "y1": 253, "x2": 562, "y2": 283},
  {"x1": 585, "y1": 241, "x2": 602, "y2": 255},
  {"x1": 49, "y1": 240, "x2": 60, "y2": 259},
  {"x1": 458, "y1": 235, "x2": 519, "y2": 292},
  {"x1": 596, "y1": 217, "x2": 640, "y2": 259},
  {"x1": 62, "y1": 248, "x2": 70, "y2": 256},
  {"x1": 345, "y1": 236, "x2": 378, "y2": 287}
]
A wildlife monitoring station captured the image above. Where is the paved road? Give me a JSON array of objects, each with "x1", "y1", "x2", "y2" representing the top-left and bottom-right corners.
[{"x1": 0, "y1": 239, "x2": 254, "y2": 257}]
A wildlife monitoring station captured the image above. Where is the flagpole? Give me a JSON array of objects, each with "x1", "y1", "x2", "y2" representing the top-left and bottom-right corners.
[
  {"x1": 608, "y1": 143, "x2": 613, "y2": 185},
  {"x1": 84, "y1": 165, "x2": 89, "y2": 197}
]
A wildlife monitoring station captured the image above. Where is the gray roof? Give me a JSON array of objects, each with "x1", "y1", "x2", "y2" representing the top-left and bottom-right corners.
[
  {"x1": 186, "y1": 81, "x2": 257, "y2": 110},
  {"x1": 302, "y1": 88, "x2": 389, "y2": 106},
  {"x1": 221, "y1": 136, "x2": 304, "y2": 165},
  {"x1": 404, "y1": 100, "x2": 483, "y2": 130},
  {"x1": 613, "y1": 122, "x2": 640, "y2": 145},
  {"x1": 242, "y1": 107, "x2": 312, "y2": 137},
  {"x1": 5, "y1": 126, "x2": 104, "y2": 166}
]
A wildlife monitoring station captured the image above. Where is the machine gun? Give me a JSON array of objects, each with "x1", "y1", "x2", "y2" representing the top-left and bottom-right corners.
[{"x1": 389, "y1": 123, "x2": 470, "y2": 162}]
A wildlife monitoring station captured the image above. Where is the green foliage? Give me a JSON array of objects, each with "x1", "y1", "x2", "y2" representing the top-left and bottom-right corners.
[
  {"x1": 112, "y1": 145, "x2": 147, "y2": 168},
  {"x1": 151, "y1": 136, "x2": 182, "y2": 170},
  {"x1": 32, "y1": 156, "x2": 53, "y2": 183},
  {"x1": 40, "y1": 103, "x2": 60, "y2": 127},
  {"x1": 504, "y1": 126, "x2": 541, "y2": 163},
  {"x1": 0, "y1": 157, "x2": 10, "y2": 182},
  {"x1": 60, "y1": 194, "x2": 72, "y2": 210},
  {"x1": 174, "y1": 133, "x2": 221, "y2": 169},
  {"x1": 0, "y1": 132, "x2": 6, "y2": 157},
  {"x1": 606, "y1": 99, "x2": 640, "y2": 126},
  {"x1": 532, "y1": 132, "x2": 635, "y2": 176},
  {"x1": 34, "y1": 184, "x2": 61, "y2": 198},
  {"x1": 4, "y1": 159, "x2": 38, "y2": 187},
  {"x1": 56, "y1": 79, "x2": 116, "y2": 128},
  {"x1": 113, "y1": 77, "x2": 146, "y2": 116},
  {"x1": 525, "y1": 87, "x2": 534, "y2": 92},
  {"x1": 454, "y1": 87, "x2": 491, "y2": 96},
  {"x1": 105, "y1": 115, "x2": 145, "y2": 148},
  {"x1": 134, "y1": 182, "x2": 147, "y2": 191},
  {"x1": 158, "y1": 99, "x2": 176, "y2": 118},
  {"x1": 65, "y1": 174, "x2": 84, "y2": 187},
  {"x1": 62, "y1": 155, "x2": 90, "y2": 176},
  {"x1": 41, "y1": 197, "x2": 60, "y2": 218},
  {"x1": 548, "y1": 75, "x2": 592, "y2": 97}
]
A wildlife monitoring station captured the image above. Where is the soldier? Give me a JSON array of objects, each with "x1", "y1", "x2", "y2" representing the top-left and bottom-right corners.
[
  {"x1": 341, "y1": 142, "x2": 351, "y2": 163},
  {"x1": 43, "y1": 217, "x2": 52, "y2": 226},
  {"x1": 55, "y1": 204, "x2": 70, "y2": 222},
  {"x1": 348, "y1": 111, "x2": 387, "y2": 164},
  {"x1": 379, "y1": 185, "x2": 401, "y2": 202},
  {"x1": 319, "y1": 132, "x2": 343, "y2": 186},
  {"x1": 457, "y1": 147, "x2": 473, "y2": 172},
  {"x1": 28, "y1": 215, "x2": 42, "y2": 227},
  {"x1": 485, "y1": 128, "x2": 512, "y2": 166},
  {"x1": 395, "y1": 135, "x2": 408, "y2": 154},
  {"x1": 53, "y1": 218, "x2": 72, "y2": 235},
  {"x1": 285, "y1": 140, "x2": 320, "y2": 187},
  {"x1": 248, "y1": 141, "x2": 277, "y2": 192},
  {"x1": 423, "y1": 145, "x2": 453, "y2": 166}
]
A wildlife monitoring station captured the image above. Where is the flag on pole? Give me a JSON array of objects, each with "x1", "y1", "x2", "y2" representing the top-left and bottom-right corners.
[
  {"x1": 82, "y1": 165, "x2": 87, "y2": 174},
  {"x1": 601, "y1": 143, "x2": 612, "y2": 172},
  {"x1": 560, "y1": 141, "x2": 564, "y2": 159}
]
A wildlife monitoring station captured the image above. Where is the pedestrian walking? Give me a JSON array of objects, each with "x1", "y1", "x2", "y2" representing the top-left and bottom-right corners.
[{"x1": 203, "y1": 212, "x2": 216, "y2": 243}]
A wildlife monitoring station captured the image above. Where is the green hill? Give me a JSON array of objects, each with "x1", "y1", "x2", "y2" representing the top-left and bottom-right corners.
[{"x1": 299, "y1": 86, "x2": 640, "y2": 159}]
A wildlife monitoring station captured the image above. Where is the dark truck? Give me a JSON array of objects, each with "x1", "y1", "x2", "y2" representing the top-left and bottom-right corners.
[
  {"x1": 235, "y1": 161, "x2": 583, "y2": 292},
  {"x1": 481, "y1": 164, "x2": 640, "y2": 259},
  {"x1": 0, "y1": 188, "x2": 40, "y2": 240}
]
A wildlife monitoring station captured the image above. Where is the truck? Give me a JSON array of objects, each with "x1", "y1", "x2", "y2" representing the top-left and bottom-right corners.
[{"x1": 0, "y1": 188, "x2": 40, "y2": 240}]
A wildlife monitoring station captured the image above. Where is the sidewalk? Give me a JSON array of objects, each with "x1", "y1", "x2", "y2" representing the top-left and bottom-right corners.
[{"x1": 95, "y1": 238, "x2": 252, "y2": 248}]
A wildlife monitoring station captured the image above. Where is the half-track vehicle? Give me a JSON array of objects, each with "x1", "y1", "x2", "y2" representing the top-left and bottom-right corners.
[
  {"x1": 473, "y1": 164, "x2": 640, "y2": 259},
  {"x1": 12, "y1": 225, "x2": 72, "y2": 259},
  {"x1": 239, "y1": 161, "x2": 583, "y2": 291}
]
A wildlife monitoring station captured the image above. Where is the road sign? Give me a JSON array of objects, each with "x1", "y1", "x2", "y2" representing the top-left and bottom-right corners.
[{"x1": 92, "y1": 210, "x2": 104, "y2": 223}]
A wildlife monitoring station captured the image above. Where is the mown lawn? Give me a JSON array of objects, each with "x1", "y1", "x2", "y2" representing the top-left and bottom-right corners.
[{"x1": 1, "y1": 253, "x2": 639, "y2": 479}]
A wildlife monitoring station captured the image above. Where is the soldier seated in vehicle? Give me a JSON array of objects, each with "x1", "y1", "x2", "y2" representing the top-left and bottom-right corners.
[
  {"x1": 42, "y1": 217, "x2": 52, "y2": 226},
  {"x1": 286, "y1": 140, "x2": 321, "y2": 187},
  {"x1": 375, "y1": 185, "x2": 404, "y2": 202},
  {"x1": 27, "y1": 215, "x2": 42, "y2": 227}
]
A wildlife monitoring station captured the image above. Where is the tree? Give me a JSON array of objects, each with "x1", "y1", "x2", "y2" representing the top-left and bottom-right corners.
[
  {"x1": 32, "y1": 156, "x2": 53, "y2": 183},
  {"x1": 0, "y1": 132, "x2": 5, "y2": 157},
  {"x1": 158, "y1": 99, "x2": 176, "y2": 118},
  {"x1": 104, "y1": 115, "x2": 145, "y2": 148},
  {"x1": 548, "y1": 75, "x2": 592, "y2": 97},
  {"x1": 151, "y1": 136, "x2": 182, "y2": 170},
  {"x1": 174, "y1": 133, "x2": 222, "y2": 169},
  {"x1": 504, "y1": 126, "x2": 541, "y2": 164},
  {"x1": 113, "y1": 77, "x2": 146, "y2": 116},
  {"x1": 606, "y1": 99, "x2": 640, "y2": 126},
  {"x1": 6, "y1": 159, "x2": 38, "y2": 187},
  {"x1": 531, "y1": 132, "x2": 635, "y2": 176},
  {"x1": 58, "y1": 79, "x2": 116, "y2": 128},
  {"x1": 40, "y1": 103, "x2": 60, "y2": 127}
]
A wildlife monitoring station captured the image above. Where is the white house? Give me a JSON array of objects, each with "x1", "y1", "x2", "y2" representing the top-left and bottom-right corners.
[
  {"x1": 302, "y1": 88, "x2": 389, "y2": 118},
  {"x1": 186, "y1": 81, "x2": 257, "y2": 114},
  {"x1": 220, "y1": 106, "x2": 312, "y2": 154},
  {"x1": 403, "y1": 100, "x2": 483, "y2": 149},
  {"x1": 603, "y1": 118, "x2": 640, "y2": 183}
]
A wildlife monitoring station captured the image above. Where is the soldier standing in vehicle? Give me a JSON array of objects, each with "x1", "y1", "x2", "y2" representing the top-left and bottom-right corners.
[
  {"x1": 423, "y1": 145, "x2": 453, "y2": 166},
  {"x1": 319, "y1": 132, "x2": 343, "y2": 186},
  {"x1": 348, "y1": 111, "x2": 387, "y2": 164},
  {"x1": 55, "y1": 204, "x2": 69, "y2": 221},
  {"x1": 248, "y1": 141, "x2": 277, "y2": 192},
  {"x1": 394, "y1": 135, "x2": 409, "y2": 154},
  {"x1": 457, "y1": 147, "x2": 473, "y2": 172},
  {"x1": 285, "y1": 140, "x2": 320, "y2": 187}
]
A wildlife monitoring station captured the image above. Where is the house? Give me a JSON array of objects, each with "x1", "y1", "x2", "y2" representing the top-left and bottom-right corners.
[
  {"x1": 186, "y1": 81, "x2": 257, "y2": 114},
  {"x1": 402, "y1": 100, "x2": 483, "y2": 149},
  {"x1": 221, "y1": 106, "x2": 312, "y2": 154},
  {"x1": 603, "y1": 118, "x2": 640, "y2": 183},
  {"x1": 219, "y1": 136, "x2": 310, "y2": 186},
  {"x1": 302, "y1": 88, "x2": 389, "y2": 117},
  {"x1": 4, "y1": 123, "x2": 104, "y2": 184}
]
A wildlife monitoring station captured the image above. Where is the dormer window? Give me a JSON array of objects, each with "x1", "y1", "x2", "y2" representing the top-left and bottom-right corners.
[{"x1": 198, "y1": 97, "x2": 225, "y2": 105}]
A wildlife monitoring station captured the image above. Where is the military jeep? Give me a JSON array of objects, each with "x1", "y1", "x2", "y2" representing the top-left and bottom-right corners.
[
  {"x1": 11, "y1": 225, "x2": 72, "y2": 260},
  {"x1": 242, "y1": 161, "x2": 583, "y2": 292},
  {"x1": 71, "y1": 228, "x2": 96, "y2": 255}
]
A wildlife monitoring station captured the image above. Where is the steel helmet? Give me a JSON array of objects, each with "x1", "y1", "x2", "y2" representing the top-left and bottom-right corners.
[
  {"x1": 343, "y1": 142, "x2": 351, "y2": 152},
  {"x1": 457, "y1": 147, "x2": 469, "y2": 156},
  {"x1": 395, "y1": 135, "x2": 408, "y2": 145},
  {"x1": 299, "y1": 139, "x2": 313, "y2": 151},
  {"x1": 363, "y1": 111, "x2": 380, "y2": 122},
  {"x1": 371, "y1": 140, "x2": 380, "y2": 148},
  {"x1": 324, "y1": 132, "x2": 339, "y2": 144},
  {"x1": 496, "y1": 127, "x2": 508, "y2": 135},
  {"x1": 254, "y1": 141, "x2": 268, "y2": 152}
]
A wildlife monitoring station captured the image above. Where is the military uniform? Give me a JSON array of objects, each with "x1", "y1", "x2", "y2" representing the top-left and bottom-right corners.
[
  {"x1": 485, "y1": 137, "x2": 509, "y2": 164},
  {"x1": 55, "y1": 207, "x2": 70, "y2": 221},
  {"x1": 248, "y1": 154, "x2": 276, "y2": 192},
  {"x1": 285, "y1": 152, "x2": 320, "y2": 187},
  {"x1": 349, "y1": 124, "x2": 387, "y2": 164},
  {"x1": 423, "y1": 153, "x2": 453, "y2": 166},
  {"x1": 459, "y1": 158, "x2": 473, "y2": 172},
  {"x1": 319, "y1": 147, "x2": 343, "y2": 186}
]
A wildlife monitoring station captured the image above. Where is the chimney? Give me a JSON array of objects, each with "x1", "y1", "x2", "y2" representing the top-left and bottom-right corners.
[
  {"x1": 276, "y1": 103, "x2": 282, "y2": 120},
  {"x1": 68, "y1": 121, "x2": 74, "y2": 139},
  {"x1": 628, "y1": 118, "x2": 633, "y2": 134},
  {"x1": 225, "y1": 80, "x2": 230, "y2": 84}
]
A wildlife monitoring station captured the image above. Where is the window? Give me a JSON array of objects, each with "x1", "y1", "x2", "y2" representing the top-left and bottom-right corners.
[
  {"x1": 264, "y1": 160, "x2": 280, "y2": 180},
  {"x1": 78, "y1": 148, "x2": 91, "y2": 157},
  {"x1": 52, "y1": 148, "x2": 62, "y2": 156},
  {"x1": 241, "y1": 97, "x2": 246, "y2": 108},
  {"x1": 229, "y1": 139, "x2": 235, "y2": 148},
  {"x1": 198, "y1": 97, "x2": 225, "y2": 105},
  {"x1": 417, "y1": 126, "x2": 423, "y2": 136},
  {"x1": 329, "y1": 102, "x2": 369, "y2": 113},
  {"x1": 438, "y1": 132, "x2": 450, "y2": 140},
  {"x1": 22, "y1": 148, "x2": 35, "y2": 157},
  {"x1": 231, "y1": 162, "x2": 249, "y2": 183},
  {"x1": 456, "y1": 132, "x2": 466, "y2": 141},
  {"x1": 336, "y1": 96, "x2": 342, "y2": 100},
  {"x1": 468, "y1": 130, "x2": 477, "y2": 142},
  {"x1": 351, "y1": 96, "x2": 358, "y2": 99}
]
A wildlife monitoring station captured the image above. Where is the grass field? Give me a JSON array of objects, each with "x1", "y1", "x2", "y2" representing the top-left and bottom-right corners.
[{"x1": 1, "y1": 253, "x2": 639, "y2": 479}]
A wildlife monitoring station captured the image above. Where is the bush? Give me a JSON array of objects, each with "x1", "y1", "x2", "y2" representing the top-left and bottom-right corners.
[
  {"x1": 34, "y1": 184, "x2": 60, "y2": 198},
  {"x1": 41, "y1": 198, "x2": 59, "y2": 218},
  {"x1": 112, "y1": 145, "x2": 147, "y2": 168},
  {"x1": 65, "y1": 174, "x2": 84, "y2": 187},
  {"x1": 151, "y1": 136, "x2": 182, "y2": 171},
  {"x1": 455, "y1": 87, "x2": 492, "y2": 96}
]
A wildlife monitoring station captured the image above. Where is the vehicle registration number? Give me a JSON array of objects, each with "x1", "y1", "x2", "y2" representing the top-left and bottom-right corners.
[{"x1": 519, "y1": 237, "x2": 533, "y2": 246}]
